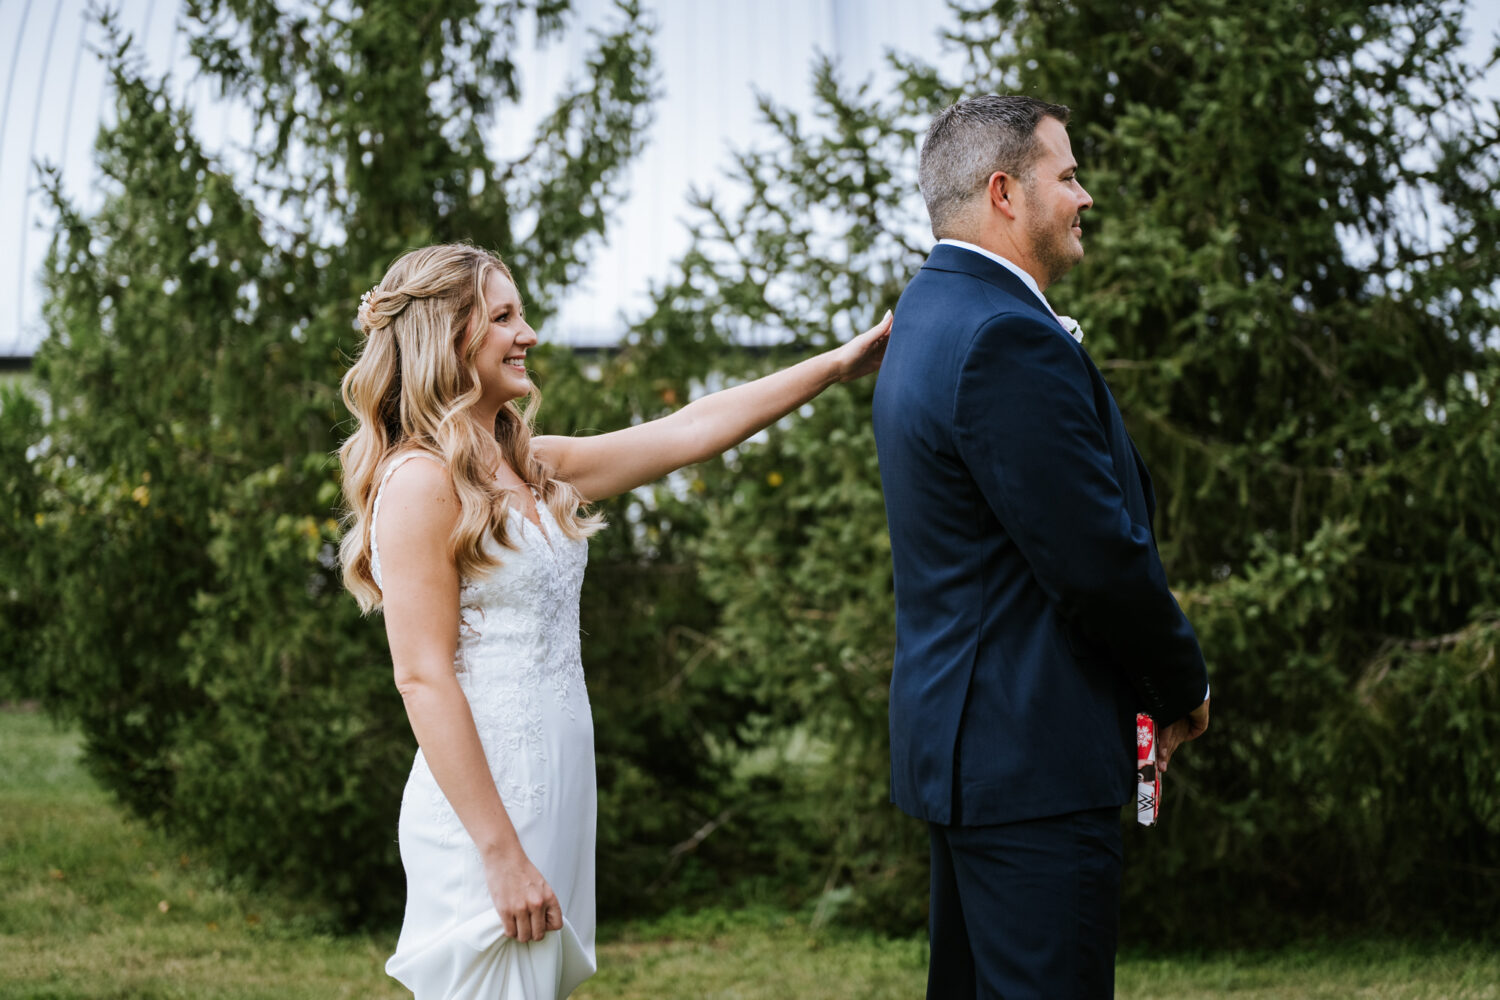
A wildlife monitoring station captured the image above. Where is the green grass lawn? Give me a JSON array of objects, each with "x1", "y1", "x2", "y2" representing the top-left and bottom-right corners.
[{"x1": 3, "y1": 706, "x2": 1496, "y2": 999}]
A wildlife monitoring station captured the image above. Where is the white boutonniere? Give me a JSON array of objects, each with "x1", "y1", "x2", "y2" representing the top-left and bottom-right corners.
[{"x1": 1057, "y1": 315, "x2": 1084, "y2": 343}]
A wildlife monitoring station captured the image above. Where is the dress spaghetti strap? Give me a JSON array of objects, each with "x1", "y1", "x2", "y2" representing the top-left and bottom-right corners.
[{"x1": 371, "y1": 451, "x2": 445, "y2": 590}]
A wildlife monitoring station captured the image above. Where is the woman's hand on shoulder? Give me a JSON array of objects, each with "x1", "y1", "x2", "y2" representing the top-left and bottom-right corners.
[
  {"x1": 831, "y1": 309, "x2": 893, "y2": 382},
  {"x1": 531, "y1": 309, "x2": 892, "y2": 503}
]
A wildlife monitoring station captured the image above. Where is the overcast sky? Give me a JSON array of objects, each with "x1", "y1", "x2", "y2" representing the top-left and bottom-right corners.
[{"x1": 2, "y1": 0, "x2": 1496, "y2": 355}]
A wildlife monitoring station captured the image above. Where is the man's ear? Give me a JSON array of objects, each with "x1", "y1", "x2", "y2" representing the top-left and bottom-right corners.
[{"x1": 988, "y1": 171, "x2": 1018, "y2": 220}]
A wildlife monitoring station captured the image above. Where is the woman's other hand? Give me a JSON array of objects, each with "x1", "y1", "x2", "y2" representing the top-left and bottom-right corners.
[{"x1": 484, "y1": 849, "x2": 564, "y2": 942}]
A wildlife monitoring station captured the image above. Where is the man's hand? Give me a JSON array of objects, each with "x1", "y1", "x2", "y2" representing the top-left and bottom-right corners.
[{"x1": 1157, "y1": 697, "x2": 1209, "y2": 774}]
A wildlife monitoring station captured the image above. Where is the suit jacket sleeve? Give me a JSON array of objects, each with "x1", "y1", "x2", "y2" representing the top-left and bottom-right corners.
[{"x1": 954, "y1": 313, "x2": 1207, "y2": 724}]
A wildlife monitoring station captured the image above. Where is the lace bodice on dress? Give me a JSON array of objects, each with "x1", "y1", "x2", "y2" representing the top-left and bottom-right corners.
[{"x1": 371, "y1": 452, "x2": 591, "y2": 813}]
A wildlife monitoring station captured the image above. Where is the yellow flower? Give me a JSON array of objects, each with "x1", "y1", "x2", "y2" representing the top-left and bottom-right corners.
[{"x1": 767, "y1": 472, "x2": 784, "y2": 488}]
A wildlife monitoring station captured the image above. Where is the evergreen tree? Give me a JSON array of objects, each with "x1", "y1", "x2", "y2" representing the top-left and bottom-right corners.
[
  {"x1": 9, "y1": 0, "x2": 659, "y2": 923},
  {"x1": 8, "y1": 0, "x2": 1499, "y2": 941},
  {"x1": 628, "y1": 0, "x2": 1500, "y2": 940}
]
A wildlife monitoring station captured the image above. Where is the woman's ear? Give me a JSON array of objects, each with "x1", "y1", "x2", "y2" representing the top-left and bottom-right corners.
[{"x1": 456, "y1": 310, "x2": 480, "y2": 359}]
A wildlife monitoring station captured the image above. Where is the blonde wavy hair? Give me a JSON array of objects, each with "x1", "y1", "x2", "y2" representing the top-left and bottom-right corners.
[{"x1": 339, "y1": 243, "x2": 603, "y2": 613}]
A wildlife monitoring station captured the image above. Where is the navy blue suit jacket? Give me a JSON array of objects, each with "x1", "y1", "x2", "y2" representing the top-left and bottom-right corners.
[{"x1": 873, "y1": 244, "x2": 1208, "y2": 827}]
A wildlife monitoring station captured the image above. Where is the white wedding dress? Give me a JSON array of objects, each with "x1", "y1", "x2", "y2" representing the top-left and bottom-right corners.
[{"x1": 373, "y1": 452, "x2": 597, "y2": 999}]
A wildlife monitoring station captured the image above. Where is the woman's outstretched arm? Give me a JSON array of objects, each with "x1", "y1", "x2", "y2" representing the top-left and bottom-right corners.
[
  {"x1": 377, "y1": 457, "x2": 563, "y2": 943},
  {"x1": 535, "y1": 311, "x2": 891, "y2": 502}
]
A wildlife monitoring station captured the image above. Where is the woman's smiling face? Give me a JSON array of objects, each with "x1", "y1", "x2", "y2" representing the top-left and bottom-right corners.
[{"x1": 465, "y1": 268, "x2": 537, "y2": 406}]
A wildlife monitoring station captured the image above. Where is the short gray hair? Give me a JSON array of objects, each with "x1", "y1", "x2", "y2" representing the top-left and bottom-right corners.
[{"x1": 919, "y1": 95, "x2": 1071, "y2": 239}]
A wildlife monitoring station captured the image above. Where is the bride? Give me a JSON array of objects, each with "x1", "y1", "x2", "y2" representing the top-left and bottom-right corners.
[{"x1": 338, "y1": 243, "x2": 889, "y2": 999}]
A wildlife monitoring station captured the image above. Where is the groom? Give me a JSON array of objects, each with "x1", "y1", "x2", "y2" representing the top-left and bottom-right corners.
[{"x1": 872, "y1": 96, "x2": 1211, "y2": 998}]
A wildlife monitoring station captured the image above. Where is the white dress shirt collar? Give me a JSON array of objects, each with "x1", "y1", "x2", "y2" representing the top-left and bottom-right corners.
[{"x1": 936, "y1": 238, "x2": 1057, "y2": 319}]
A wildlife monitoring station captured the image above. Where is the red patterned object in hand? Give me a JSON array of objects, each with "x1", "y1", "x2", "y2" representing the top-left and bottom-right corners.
[{"x1": 1136, "y1": 714, "x2": 1160, "y2": 826}]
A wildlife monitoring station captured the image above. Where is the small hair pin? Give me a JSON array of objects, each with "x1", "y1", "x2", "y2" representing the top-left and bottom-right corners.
[{"x1": 357, "y1": 287, "x2": 378, "y2": 328}]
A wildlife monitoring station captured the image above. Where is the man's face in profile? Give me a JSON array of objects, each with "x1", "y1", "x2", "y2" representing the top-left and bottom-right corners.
[{"x1": 1016, "y1": 116, "x2": 1093, "y2": 286}]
